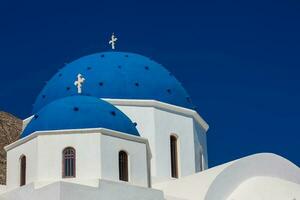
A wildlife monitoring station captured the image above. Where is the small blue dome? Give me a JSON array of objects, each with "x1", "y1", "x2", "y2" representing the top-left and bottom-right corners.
[
  {"x1": 22, "y1": 96, "x2": 139, "y2": 138},
  {"x1": 33, "y1": 52, "x2": 194, "y2": 113}
]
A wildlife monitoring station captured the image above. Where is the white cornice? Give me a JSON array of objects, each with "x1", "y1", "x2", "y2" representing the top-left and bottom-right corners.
[
  {"x1": 4, "y1": 128, "x2": 152, "y2": 158},
  {"x1": 102, "y1": 98, "x2": 209, "y2": 132}
]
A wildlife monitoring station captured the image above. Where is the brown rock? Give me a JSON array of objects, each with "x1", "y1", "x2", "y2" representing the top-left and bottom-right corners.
[{"x1": 0, "y1": 112, "x2": 22, "y2": 185}]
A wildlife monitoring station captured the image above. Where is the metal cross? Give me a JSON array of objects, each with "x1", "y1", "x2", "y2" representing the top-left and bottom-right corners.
[
  {"x1": 74, "y1": 74, "x2": 85, "y2": 94},
  {"x1": 109, "y1": 33, "x2": 117, "y2": 50}
]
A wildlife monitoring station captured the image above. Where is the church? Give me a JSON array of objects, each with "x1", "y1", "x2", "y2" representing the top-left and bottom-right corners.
[{"x1": 0, "y1": 36, "x2": 299, "y2": 199}]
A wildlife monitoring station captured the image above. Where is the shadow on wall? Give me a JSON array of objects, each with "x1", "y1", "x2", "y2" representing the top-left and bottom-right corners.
[{"x1": 0, "y1": 112, "x2": 22, "y2": 185}]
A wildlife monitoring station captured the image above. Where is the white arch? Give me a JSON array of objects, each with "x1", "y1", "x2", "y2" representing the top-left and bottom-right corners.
[
  {"x1": 154, "y1": 153, "x2": 300, "y2": 200},
  {"x1": 204, "y1": 153, "x2": 300, "y2": 200}
]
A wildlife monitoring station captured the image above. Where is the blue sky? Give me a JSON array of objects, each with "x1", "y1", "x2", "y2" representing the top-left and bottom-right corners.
[{"x1": 0, "y1": 0, "x2": 299, "y2": 167}]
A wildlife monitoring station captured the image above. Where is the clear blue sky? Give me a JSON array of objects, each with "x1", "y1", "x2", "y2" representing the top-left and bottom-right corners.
[{"x1": 0, "y1": 0, "x2": 299, "y2": 167}]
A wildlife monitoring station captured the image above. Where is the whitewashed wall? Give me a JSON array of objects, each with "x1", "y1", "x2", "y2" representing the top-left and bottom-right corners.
[
  {"x1": 100, "y1": 134, "x2": 149, "y2": 187},
  {"x1": 154, "y1": 153, "x2": 300, "y2": 200},
  {"x1": 6, "y1": 138, "x2": 38, "y2": 190},
  {"x1": 20, "y1": 99, "x2": 209, "y2": 185},
  {"x1": 5, "y1": 129, "x2": 150, "y2": 190},
  {"x1": 37, "y1": 132, "x2": 101, "y2": 182},
  {"x1": 112, "y1": 100, "x2": 208, "y2": 184},
  {"x1": 228, "y1": 176, "x2": 300, "y2": 200},
  {"x1": 114, "y1": 106, "x2": 158, "y2": 174},
  {"x1": 0, "y1": 180, "x2": 165, "y2": 200},
  {"x1": 153, "y1": 108, "x2": 195, "y2": 180},
  {"x1": 193, "y1": 122, "x2": 208, "y2": 171}
]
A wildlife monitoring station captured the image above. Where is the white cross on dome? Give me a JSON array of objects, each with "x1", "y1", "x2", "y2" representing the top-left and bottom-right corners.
[{"x1": 74, "y1": 73, "x2": 85, "y2": 94}]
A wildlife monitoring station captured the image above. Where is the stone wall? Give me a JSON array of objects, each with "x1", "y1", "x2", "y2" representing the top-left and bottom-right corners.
[{"x1": 0, "y1": 112, "x2": 21, "y2": 184}]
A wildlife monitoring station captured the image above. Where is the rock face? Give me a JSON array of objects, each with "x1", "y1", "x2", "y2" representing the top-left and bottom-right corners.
[{"x1": 0, "y1": 112, "x2": 22, "y2": 185}]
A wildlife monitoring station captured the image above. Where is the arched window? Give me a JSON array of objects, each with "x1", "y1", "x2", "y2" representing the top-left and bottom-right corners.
[
  {"x1": 20, "y1": 155, "x2": 26, "y2": 186},
  {"x1": 119, "y1": 151, "x2": 128, "y2": 182},
  {"x1": 170, "y1": 135, "x2": 178, "y2": 178},
  {"x1": 62, "y1": 147, "x2": 76, "y2": 178}
]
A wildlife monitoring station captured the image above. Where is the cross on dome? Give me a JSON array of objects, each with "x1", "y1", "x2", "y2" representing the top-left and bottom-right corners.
[
  {"x1": 109, "y1": 33, "x2": 117, "y2": 50},
  {"x1": 74, "y1": 74, "x2": 85, "y2": 94}
]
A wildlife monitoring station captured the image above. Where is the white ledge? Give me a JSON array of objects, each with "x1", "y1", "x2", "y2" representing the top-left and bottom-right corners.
[{"x1": 102, "y1": 98, "x2": 209, "y2": 132}]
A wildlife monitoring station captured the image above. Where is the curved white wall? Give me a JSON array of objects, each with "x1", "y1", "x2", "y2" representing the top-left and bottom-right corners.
[
  {"x1": 227, "y1": 176, "x2": 300, "y2": 200},
  {"x1": 154, "y1": 153, "x2": 300, "y2": 200},
  {"x1": 205, "y1": 153, "x2": 300, "y2": 200}
]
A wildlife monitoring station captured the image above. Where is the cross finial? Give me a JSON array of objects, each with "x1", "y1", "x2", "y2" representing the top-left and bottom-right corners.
[
  {"x1": 74, "y1": 73, "x2": 85, "y2": 94},
  {"x1": 109, "y1": 33, "x2": 117, "y2": 50}
]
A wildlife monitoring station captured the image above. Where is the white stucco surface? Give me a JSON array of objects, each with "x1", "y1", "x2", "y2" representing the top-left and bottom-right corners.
[
  {"x1": 153, "y1": 160, "x2": 232, "y2": 200},
  {"x1": 6, "y1": 138, "x2": 38, "y2": 190},
  {"x1": 107, "y1": 99, "x2": 208, "y2": 183},
  {"x1": 227, "y1": 176, "x2": 300, "y2": 200},
  {"x1": 20, "y1": 99, "x2": 209, "y2": 185},
  {"x1": 101, "y1": 134, "x2": 149, "y2": 187},
  {"x1": 3, "y1": 152, "x2": 299, "y2": 200},
  {"x1": 5, "y1": 128, "x2": 151, "y2": 191},
  {"x1": 204, "y1": 153, "x2": 300, "y2": 200},
  {"x1": 154, "y1": 153, "x2": 300, "y2": 200},
  {"x1": 0, "y1": 180, "x2": 164, "y2": 200},
  {"x1": 0, "y1": 185, "x2": 7, "y2": 195},
  {"x1": 5, "y1": 99, "x2": 300, "y2": 200}
]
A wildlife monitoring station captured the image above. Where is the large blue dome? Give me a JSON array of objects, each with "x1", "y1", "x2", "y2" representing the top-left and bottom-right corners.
[
  {"x1": 22, "y1": 96, "x2": 139, "y2": 138},
  {"x1": 33, "y1": 52, "x2": 194, "y2": 113}
]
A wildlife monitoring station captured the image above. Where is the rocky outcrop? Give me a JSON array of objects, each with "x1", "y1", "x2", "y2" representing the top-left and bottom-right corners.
[{"x1": 0, "y1": 112, "x2": 22, "y2": 184}]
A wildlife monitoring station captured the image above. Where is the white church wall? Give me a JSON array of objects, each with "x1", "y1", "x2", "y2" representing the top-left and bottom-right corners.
[
  {"x1": 36, "y1": 132, "x2": 101, "y2": 181},
  {"x1": 154, "y1": 153, "x2": 300, "y2": 200},
  {"x1": 100, "y1": 134, "x2": 149, "y2": 187},
  {"x1": 110, "y1": 99, "x2": 208, "y2": 184},
  {"x1": 0, "y1": 180, "x2": 165, "y2": 200},
  {"x1": 193, "y1": 122, "x2": 208, "y2": 172},
  {"x1": 112, "y1": 105, "x2": 157, "y2": 175},
  {"x1": 6, "y1": 138, "x2": 38, "y2": 190},
  {"x1": 5, "y1": 129, "x2": 151, "y2": 191},
  {"x1": 153, "y1": 108, "x2": 196, "y2": 180}
]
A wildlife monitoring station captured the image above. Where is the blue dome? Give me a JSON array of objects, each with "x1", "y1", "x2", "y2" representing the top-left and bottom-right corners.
[
  {"x1": 22, "y1": 96, "x2": 139, "y2": 138},
  {"x1": 33, "y1": 52, "x2": 194, "y2": 113}
]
